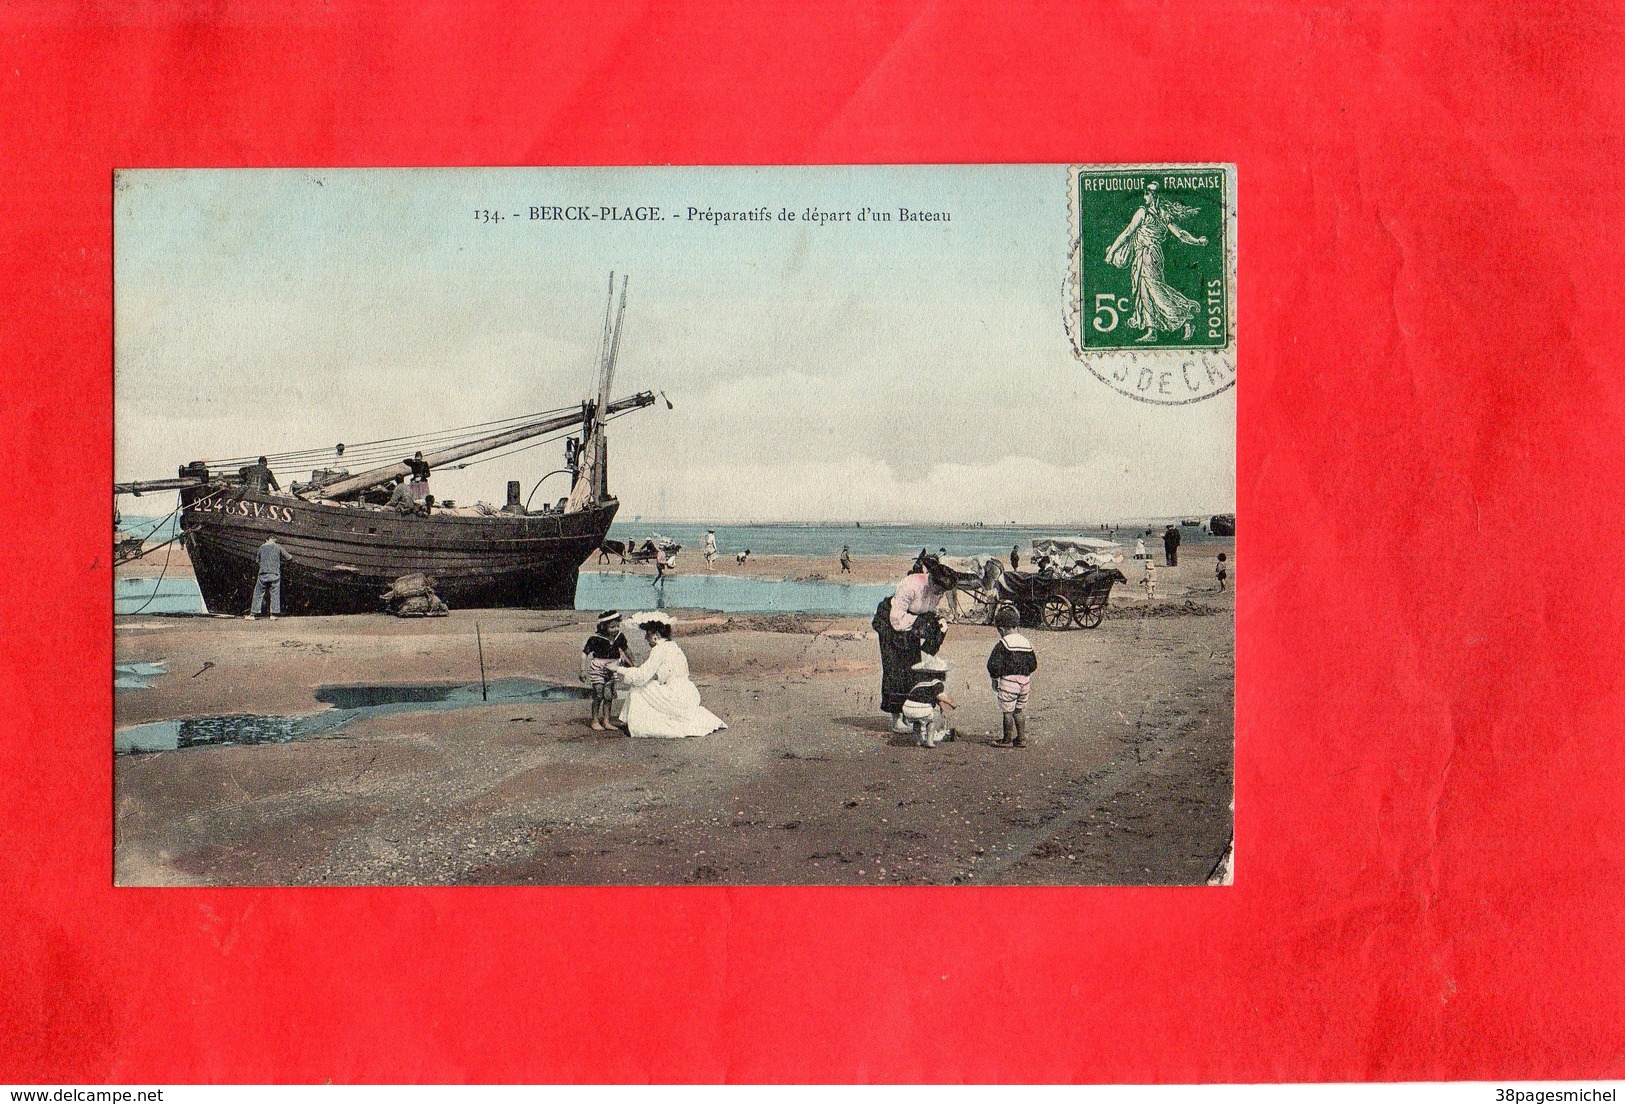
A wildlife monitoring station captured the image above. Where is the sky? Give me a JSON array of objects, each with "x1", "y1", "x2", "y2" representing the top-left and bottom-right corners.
[{"x1": 114, "y1": 167, "x2": 1234, "y2": 525}]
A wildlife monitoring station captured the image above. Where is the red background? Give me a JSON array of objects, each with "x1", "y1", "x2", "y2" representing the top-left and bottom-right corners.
[{"x1": 4, "y1": 0, "x2": 1624, "y2": 1083}]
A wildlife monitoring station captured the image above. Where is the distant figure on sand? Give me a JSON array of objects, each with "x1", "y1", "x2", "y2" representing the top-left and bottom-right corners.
[
  {"x1": 581, "y1": 611, "x2": 634, "y2": 731},
  {"x1": 1134, "y1": 534, "x2": 1148, "y2": 560},
  {"x1": 839, "y1": 545, "x2": 852, "y2": 574},
  {"x1": 736, "y1": 549, "x2": 751, "y2": 566},
  {"x1": 1141, "y1": 559, "x2": 1157, "y2": 601},
  {"x1": 614, "y1": 612, "x2": 726, "y2": 739},
  {"x1": 1010, "y1": 545, "x2": 1021, "y2": 570},
  {"x1": 1163, "y1": 524, "x2": 1181, "y2": 567},
  {"x1": 988, "y1": 605, "x2": 1037, "y2": 748},
  {"x1": 245, "y1": 535, "x2": 290, "y2": 620},
  {"x1": 704, "y1": 530, "x2": 717, "y2": 565},
  {"x1": 875, "y1": 552, "x2": 955, "y2": 734},
  {"x1": 1215, "y1": 552, "x2": 1228, "y2": 591}
]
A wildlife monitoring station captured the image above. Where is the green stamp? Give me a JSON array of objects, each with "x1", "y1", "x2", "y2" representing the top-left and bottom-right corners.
[{"x1": 1068, "y1": 164, "x2": 1236, "y2": 404}]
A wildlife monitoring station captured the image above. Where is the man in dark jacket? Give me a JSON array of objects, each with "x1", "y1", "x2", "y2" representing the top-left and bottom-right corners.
[
  {"x1": 404, "y1": 451, "x2": 431, "y2": 501},
  {"x1": 1163, "y1": 524, "x2": 1182, "y2": 567},
  {"x1": 243, "y1": 456, "x2": 279, "y2": 493}
]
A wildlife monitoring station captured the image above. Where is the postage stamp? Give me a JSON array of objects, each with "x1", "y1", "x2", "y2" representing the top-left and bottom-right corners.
[{"x1": 1067, "y1": 164, "x2": 1237, "y2": 404}]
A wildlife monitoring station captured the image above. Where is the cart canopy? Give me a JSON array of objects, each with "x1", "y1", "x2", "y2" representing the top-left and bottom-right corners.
[
  {"x1": 1031, "y1": 536, "x2": 1119, "y2": 555},
  {"x1": 1031, "y1": 536, "x2": 1121, "y2": 569}
]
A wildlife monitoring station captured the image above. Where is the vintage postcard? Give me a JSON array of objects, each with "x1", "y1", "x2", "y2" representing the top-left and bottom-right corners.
[{"x1": 113, "y1": 166, "x2": 1235, "y2": 887}]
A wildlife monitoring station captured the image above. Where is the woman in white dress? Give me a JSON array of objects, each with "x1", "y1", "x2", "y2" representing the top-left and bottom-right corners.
[{"x1": 615, "y1": 612, "x2": 727, "y2": 739}]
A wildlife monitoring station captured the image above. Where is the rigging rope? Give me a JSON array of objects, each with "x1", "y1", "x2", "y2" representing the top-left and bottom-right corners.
[
  {"x1": 204, "y1": 405, "x2": 579, "y2": 470},
  {"x1": 117, "y1": 489, "x2": 209, "y2": 616}
]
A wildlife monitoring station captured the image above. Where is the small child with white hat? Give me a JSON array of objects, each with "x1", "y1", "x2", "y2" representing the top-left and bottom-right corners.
[
  {"x1": 580, "y1": 610, "x2": 634, "y2": 731},
  {"x1": 902, "y1": 652, "x2": 958, "y2": 748}
]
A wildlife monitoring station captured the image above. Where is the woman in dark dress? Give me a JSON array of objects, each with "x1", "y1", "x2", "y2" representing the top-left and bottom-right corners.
[{"x1": 873, "y1": 552, "x2": 955, "y2": 734}]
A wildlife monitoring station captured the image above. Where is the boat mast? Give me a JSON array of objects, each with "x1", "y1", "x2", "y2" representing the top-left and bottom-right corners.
[
  {"x1": 116, "y1": 276, "x2": 655, "y2": 505},
  {"x1": 566, "y1": 273, "x2": 628, "y2": 512}
]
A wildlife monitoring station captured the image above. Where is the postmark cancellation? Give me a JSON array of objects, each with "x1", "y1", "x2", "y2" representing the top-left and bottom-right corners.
[{"x1": 1067, "y1": 164, "x2": 1237, "y2": 405}]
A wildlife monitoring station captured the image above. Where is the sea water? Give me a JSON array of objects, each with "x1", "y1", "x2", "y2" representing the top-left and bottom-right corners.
[
  {"x1": 115, "y1": 575, "x2": 207, "y2": 616},
  {"x1": 604, "y1": 520, "x2": 1226, "y2": 560},
  {"x1": 117, "y1": 517, "x2": 1226, "y2": 563},
  {"x1": 113, "y1": 521, "x2": 1229, "y2": 617}
]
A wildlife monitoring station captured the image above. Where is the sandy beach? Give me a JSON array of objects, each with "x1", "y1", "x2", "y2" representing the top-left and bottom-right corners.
[{"x1": 113, "y1": 545, "x2": 1233, "y2": 887}]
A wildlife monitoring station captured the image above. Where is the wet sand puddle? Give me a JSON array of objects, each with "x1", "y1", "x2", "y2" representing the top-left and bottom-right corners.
[
  {"x1": 115, "y1": 576, "x2": 206, "y2": 616},
  {"x1": 114, "y1": 661, "x2": 169, "y2": 690},
  {"x1": 580, "y1": 573, "x2": 889, "y2": 615},
  {"x1": 115, "y1": 677, "x2": 588, "y2": 754}
]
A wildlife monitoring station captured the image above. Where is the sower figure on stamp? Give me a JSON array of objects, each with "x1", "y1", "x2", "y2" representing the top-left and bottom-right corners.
[
  {"x1": 246, "y1": 535, "x2": 290, "y2": 620},
  {"x1": 1105, "y1": 182, "x2": 1208, "y2": 343}
]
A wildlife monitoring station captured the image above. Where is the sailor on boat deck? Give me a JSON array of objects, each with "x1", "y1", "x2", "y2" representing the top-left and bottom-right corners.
[
  {"x1": 404, "y1": 451, "x2": 431, "y2": 501},
  {"x1": 386, "y1": 479, "x2": 420, "y2": 515},
  {"x1": 243, "y1": 456, "x2": 279, "y2": 493}
]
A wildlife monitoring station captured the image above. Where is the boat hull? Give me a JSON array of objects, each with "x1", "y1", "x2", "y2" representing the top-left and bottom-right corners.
[{"x1": 179, "y1": 486, "x2": 617, "y2": 615}]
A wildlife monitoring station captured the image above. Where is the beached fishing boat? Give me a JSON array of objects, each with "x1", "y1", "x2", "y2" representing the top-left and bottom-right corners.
[{"x1": 115, "y1": 276, "x2": 661, "y2": 616}]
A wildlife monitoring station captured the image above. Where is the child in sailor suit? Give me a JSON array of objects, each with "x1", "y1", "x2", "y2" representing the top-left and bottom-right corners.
[{"x1": 988, "y1": 606, "x2": 1038, "y2": 747}]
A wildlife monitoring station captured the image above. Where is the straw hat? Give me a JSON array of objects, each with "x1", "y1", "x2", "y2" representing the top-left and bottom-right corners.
[
  {"x1": 595, "y1": 610, "x2": 622, "y2": 630},
  {"x1": 911, "y1": 653, "x2": 951, "y2": 674},
  {"x1": 630, "y1": 610, "x2": 673, "y2": 630}
]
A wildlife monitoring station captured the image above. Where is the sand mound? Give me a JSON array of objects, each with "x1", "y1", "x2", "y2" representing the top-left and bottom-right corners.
[{"x1": 1106, "y1": 599, "x2": 1225, "y2": 619}]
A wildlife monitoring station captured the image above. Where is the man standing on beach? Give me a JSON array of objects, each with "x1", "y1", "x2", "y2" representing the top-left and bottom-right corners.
[
  {"x1": 1163, "y1": 524, "x2": 1182, "y2": 567},
  {"x1": 840, "y1": 545, "x2": 852, "y2": 574},
  {"x1": 246, "y1": 535, "x2": 290, "y2": 620}
]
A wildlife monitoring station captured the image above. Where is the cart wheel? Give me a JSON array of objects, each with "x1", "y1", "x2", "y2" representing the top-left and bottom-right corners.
[
  {"x1": 963, "y1": 594, "x2": 994, "y2": 625},
  {"x1": 1042, "y1": 595, "x2": 1074, "y2": 630},
  {"x1": 1073, "y1": 599, "x2": 1105, "y2": 629}
]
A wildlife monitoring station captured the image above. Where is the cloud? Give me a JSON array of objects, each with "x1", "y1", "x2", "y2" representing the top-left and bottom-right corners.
[{"x1": 114, "y1": 167, "x2": 1234, "y2": 522}]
